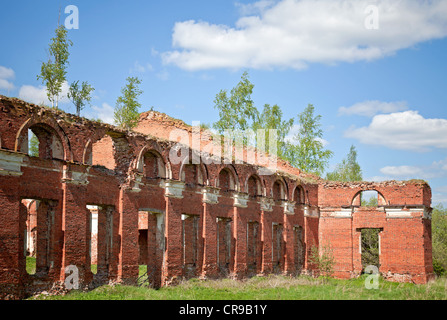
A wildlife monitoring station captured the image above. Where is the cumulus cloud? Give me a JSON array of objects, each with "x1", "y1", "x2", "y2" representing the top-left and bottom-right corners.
[
  {"x1": 0, "y1": 66, "x2": 15, "y2": 91},
  {"x1": 344, "y1": 111, "x2": 447, "y2": 152},
  {"x1": 162, "y1": 0, "x2": 447, "y2": 71},
  {"x1": 89, "y1": 103, "x2": 115, "y2": 125},
  {"x1": 379, "y1": 158, "x2": 447, "y2": 180},
  {"x1": 18, "y1": 82, "x2": 70, "y2": 106},
  {"x1": 338, "y1": 100, "x2": 408, "y2": 117}
]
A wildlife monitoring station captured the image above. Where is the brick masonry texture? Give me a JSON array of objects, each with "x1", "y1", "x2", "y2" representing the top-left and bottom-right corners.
[{"x1": 0, "y1": 95, "x2": 434, "y2": 299}]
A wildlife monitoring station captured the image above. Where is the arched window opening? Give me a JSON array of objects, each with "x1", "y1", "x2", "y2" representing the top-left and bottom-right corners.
[
  {"x1": 26, "y1": 125, "x2": 64, "y2": 160},
  {"x1": 352, "y1": 190, "x2": 386, "y2": 207},
  {"x1": 142, "y1": 151, "x2": 166, "y2": 180},
  {"x1": 272, "y1": 180, "x2": 285, "y2": 201},
  {"x1": 218, "y1": 168, "x2": 234, "y2": 193},
  {"x1": 294, "y1": 186, "x2": 305, "y2": 204},
  {"x1": 247, "y1": 175, "x2": 261, "y2": 198},
  {"x1": 181, "y1": 164, "x2": 203, "y2": 187},
  {"x1": 91, "y1": 135, "x2": 116, "y2": 170}
]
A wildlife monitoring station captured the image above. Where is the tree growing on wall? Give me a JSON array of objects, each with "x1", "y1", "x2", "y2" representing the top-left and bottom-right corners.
[
  {"x1": 213, "y1": 71, "x2": 257, "y2": 134},
  {"x1": 284, "y1": 104, "x2": 333, "y2": 176},
  {"x1": 326, "y1": 145, "x2": 362, "y2": 182},
  {"x1": 68, "y1": 80, "x2": 95, "y2": 117},
  {"x1": 252, "y1": 103, "x2": 294, "y2": 161},
  {"x1": 212, "y1": 72, "x2": 334, "y2": 177},
  {"x1": 114, "y1": 76, "x2": 143, "y2": 129},
  {"x1": 37, "y1": 24, "x2": 72, "y2": 109}
]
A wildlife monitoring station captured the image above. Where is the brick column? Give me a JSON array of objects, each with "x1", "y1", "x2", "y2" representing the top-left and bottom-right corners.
[
  {"x1": 201, "y1": 186, "x2": 219, "y2": 278},
  {"x1": 260, "y1": 197, "x2": 274, "y2": 274},
  {"x1": 0, "y1": 174, "x2": 25, "y2": 299},
  {"x1": 283, "y1": 201, "x2": 296, "y2": 275},
  {"x1": 61, "y1": 177, "x2": 90, "y2": 287},
  {"x1": 232, "y1": 192, "x2": 249, "y2": 279},
  {"x1": 117, "y1": 188, "x2": 139, "y2": 284},
  {"x1": 162, "y1": 180, "x2": 185, "y2": 286}
]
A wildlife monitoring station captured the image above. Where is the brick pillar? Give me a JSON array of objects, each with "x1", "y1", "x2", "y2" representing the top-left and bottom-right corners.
[
  {"x1": 201, "y1": 187, "x2": 219, "y2": 278},
  {"x1": 260, "y1": 197, "x2": 274, "y2": 274},
  {"x1": 117, "y1": 188, "x2": 139, "y2": 284},
  {"x1": 162, "y1": 181, "x2": 185, "y2": 286},
  {"x1": 232, "y1": 194, "x2": 249, "y2": 279},
  {"x1": 0, "y1": 175, "x2": 25, "y2": 299},
  {"x1": 61, "y1": 181, "x2": 90, "y2": 287},
  {"x1": 283, "y1": 206, "x2": 296, "y2": 275}
]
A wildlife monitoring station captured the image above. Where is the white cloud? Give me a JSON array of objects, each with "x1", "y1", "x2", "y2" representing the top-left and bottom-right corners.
[
  {"x1": 345, "y1": 111, "x2": 447, "y2": 152},
  {"x1": 89, "y1": 103, "x2": 115, "y2": 125},
  {"x1": 18, "y1": 82, "x2": 70, "y2": 106},
  {"x1": 379, "y1": 158, "x2": 447, "y2": 180},
  {"x1": 338, "y1": 100, "x2": 408, "y2": 117},
  {"x1": 235, "y1": 0, "x2": 276, "y2": 15},
  {"x1": 380, "y1": 165, "x2": 426, "y2": 178},
  {"x1": 0, "y1": 66, "x2": 15, "y2": 91},
  {"x1": 162, "y1": 0, "x2": 447, "y2": 71}
]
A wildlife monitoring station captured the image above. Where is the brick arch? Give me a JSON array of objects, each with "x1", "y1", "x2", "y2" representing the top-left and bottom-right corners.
[
  {"x1": 135, "y1": 144, "x2": 171, "y2": 179},
  {"x1": 351, "y1": 189, "x2": 387, "y2": 207},
  {"x1": 82, "y1": 139, "x2": 93, "y2": 165},
  {"x1": 292, "y1": 185, "x2": 306, "y2": 204},
  {"x1": 244, "y1": 173, "x2": 263, "y2": 197},
  {"x1": 271, "y1": 176, "x2": 288, "y2": 200},
  {"x1": 179, "y1": 155, "x2": 208, "y2": 186},
  {"x1": 216, "y1": 165, "x2": 239, "y2": 192},
  {"x1": 15, "y1": 117, "x2": 72, "y2": 161}
]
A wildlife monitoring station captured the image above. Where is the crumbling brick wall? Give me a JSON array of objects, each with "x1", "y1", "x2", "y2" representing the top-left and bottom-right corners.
[{"x1": 0, "y1": 95, "x2": 434, "y2": 299}]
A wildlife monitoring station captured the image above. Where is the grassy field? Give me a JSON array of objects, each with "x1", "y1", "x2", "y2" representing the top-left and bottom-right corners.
[{"x1": 29, "y1": 273, "x2": 447, "y2": 300}]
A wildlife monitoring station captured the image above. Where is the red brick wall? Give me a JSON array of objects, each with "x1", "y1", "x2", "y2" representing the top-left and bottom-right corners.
[{"x1": 0, "y1": 95, "x2": 434, "y2": 299}]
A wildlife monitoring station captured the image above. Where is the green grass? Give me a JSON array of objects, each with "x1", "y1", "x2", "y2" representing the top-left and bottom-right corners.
[
  {"x1": 26, "y1": 256, "x2": 36, "y2": 275},
  {"x1": 28, "y1": 274, "x2": 447, "y2": 300}
]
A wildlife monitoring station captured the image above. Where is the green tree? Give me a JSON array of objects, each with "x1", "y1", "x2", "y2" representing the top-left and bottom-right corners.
[
  {"x1": 253, "y1": 103, "x2": 294, "y2": 160},
  {"x1": 213, "y1": 71, "x2": 258, "y2": 143},
  {"x1": 326, "y1": 145, "x2": 362, "y2": 181},
  {"x1": 37, "y1": 24, "x2": 72, "y2": 109},
  {"x1": 284, "y1": 104, "x2": 333, "y2": 176},
  {"x1": 29, "y1": 132, "x2": 39, "y2": 157},
  {"x1": 361, "y1": 195, "x2": 378, "y2": 207},
  {"x1": 68, "y1": 80, "x2": 95, "y2": 117},
  {"x1": 432, "y1": 204, "x2": 447, "y2": 276},
  {"x1": 114, "y1": 77, "x2": 143, "y2": 129}
]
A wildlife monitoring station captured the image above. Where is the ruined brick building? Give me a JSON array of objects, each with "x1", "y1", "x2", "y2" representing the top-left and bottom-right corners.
[{"x1": 0, "y1": 95, "x2": 434, "y2": 299}]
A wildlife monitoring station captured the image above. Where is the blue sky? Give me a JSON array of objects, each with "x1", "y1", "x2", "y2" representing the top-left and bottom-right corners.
[{"x1": 1, "y1": 0, "x2": 446, "y2": 206}]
